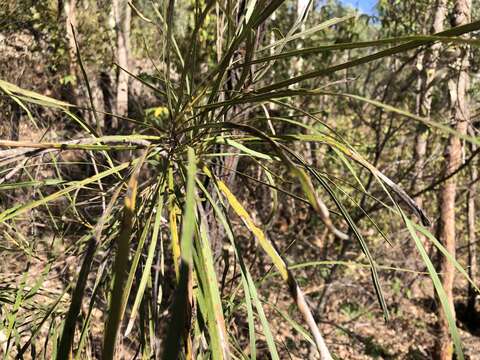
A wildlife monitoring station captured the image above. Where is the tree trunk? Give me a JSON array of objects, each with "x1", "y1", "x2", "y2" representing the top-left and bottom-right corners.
[
  {"x1": 112, "y1": 0, "x2": 131, "y2": 128},
  {"x1": 466, "y1": 133, "x2": 477, "y2": 314},
  {"x1": 436, "y1": 0, "x2": 471, "y2": 358},
  {"x1": 61, "y1": 0, "x2": 79, "y2": 107},
  {"x1": 64, "y1": 0, "x2": 77, "y2": 77},
  {"x1": 413, "y1": 0, "x2": 447, "y2": 210},
  {"x1": 99, "y1": 71, "x2": 114, "y2": 132}
]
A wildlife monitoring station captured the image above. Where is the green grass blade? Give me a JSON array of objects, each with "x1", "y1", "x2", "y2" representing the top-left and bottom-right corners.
[
  {"x1": 255, "y1": 19, "x2": 480, "y2": 92},
  {"x1": 162, "y1": 147, "x2": 197, "y2": 360},
  {"x1": 0, "y1": 79, "x2": 72, "y2": 109},
  {"x1": 320, "y1": 91, "x2": 480, "y2": 146},
  {"x1": 205, "y1": 166, "x2": 331, "y2": 358},
  {"x1": 57, "y1": 239, "x2": 97, "y2": 359},
  {"x1": 197, "y1": 179, "x2": 272, "y2": 360},
  {"x1": 308, "y1": 166, "x2": 389, "y2": 320},
  {"x1": 102, "y1": 150, "x2": 149, "y2": 360},
  {"x1": 259, "y1": 15, "x2": 354, "y2": 52},
  {"x1": 404, "y1": 217, "x2": 464, "y2": 360},
  {"x1": 414, "y1": 222, "x2": 480, "y2": 293},
  {"x1": 124, "y1": 182, "x2": 167, "y2": 336},
  {"x1": 247, "y1": 35, "x2": 480, "y2": 67},
  {"x1": 71, "y1": 25, "x2": 101, "y2": 133},
  {"x1": 194, "y1": 209, "x2": 231, "y2": 359},
  {"x1": 0, "y1": 162, "x2": 129, "y2": 223}
]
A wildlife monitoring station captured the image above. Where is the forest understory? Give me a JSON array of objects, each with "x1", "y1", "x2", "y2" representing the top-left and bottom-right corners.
[{"x1": 1, "y1": 0, "x2": 480, "y2": 359}]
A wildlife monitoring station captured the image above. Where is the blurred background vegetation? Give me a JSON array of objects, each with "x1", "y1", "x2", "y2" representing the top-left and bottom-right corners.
[{"x1": 0, "y1": 0, "x2": 479, "y2": 359}]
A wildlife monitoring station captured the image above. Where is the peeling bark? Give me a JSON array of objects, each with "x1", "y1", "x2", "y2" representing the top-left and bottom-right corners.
[{"x1": 436, "y1": 0, "x2": 471, "y2": 358}]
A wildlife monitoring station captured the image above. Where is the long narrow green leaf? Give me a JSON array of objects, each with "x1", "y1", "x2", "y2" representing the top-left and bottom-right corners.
[
  {"x1": 119, "y1": 201, "x2": 155, "y2": 319},
  {"x1": 124, "y1": 181, "x2": 167, "y2": 336},
  {"x1": 405, "y1": 218, "x2": 464, "y2": 360},
  {"x1": 194, "y1": 206, "x2": 231, "y2": 359},
  {"x1": 205, "y1": 166, "x2": 332, "y2": 359},
  {"x1": 255, "y1": 19, "x2": 480, "y2": 92},
  {"x1": 196, "y1": 179, "x2": 272, "y2": 360},
  {"x1": 0, "y1": 162, "x2": 129, "y2": 223},
  {"x1": 0, "y1": 79, "x2": 72, "y2": 109},
  {"x1": 308, "y1": 166, "x2": 389, "y2": 320},
  {"x1": 162, "y1": 147, "x2": 197, "y2": 360},
  {"x1": 259, "y1": 16, "x2": 354, "y2": 52},
  {"x1": 247, "y1": 35, "x2": 480, "y2": 67},
  {"x1": 414, "y1": 222, "x2": 480, "y2": 293},
  {"x1": 320, "y1": 91, "x2": 480, "y2": 146},
  {"x1": 102, "y1": 150, "x2": 148, "y2": 360},
  {"x1": 57, "y1": 238, "x2": 97, "y2": 359},
  {"x1": 71, "y1": 25, "x2": 101, "y2": 132}
]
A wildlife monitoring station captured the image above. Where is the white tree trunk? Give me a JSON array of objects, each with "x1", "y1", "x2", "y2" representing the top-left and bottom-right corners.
[
  {"x1": 112, "y1": 0, "x2": 131, "y2": 126},
  {"x1": 64, "y1": 0, "x2": 77, "y2": 77}
]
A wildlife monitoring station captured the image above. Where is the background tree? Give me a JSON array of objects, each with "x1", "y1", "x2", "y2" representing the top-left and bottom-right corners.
[
  {"x1": 112, "y1": 0, "x2": 131, "y2": 127},
  {"x1": 437, "y1": 0, "x2": 472, "y2": 358},
  {"x1": 0, "y1": 1, "x2": 479, "y2": 359}
]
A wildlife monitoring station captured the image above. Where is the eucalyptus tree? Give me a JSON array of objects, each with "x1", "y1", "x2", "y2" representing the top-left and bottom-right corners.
[
  {"x1": 1, "y1": 1, "x2": 480, "y2": 359},
  {"x1": 413, "y1": 0, "x2": 447, "y2": 215},
  {"x1": 437, "y1": 0, "x2": 472, "y2": 358},
  {"x1": 112, "y1": 0, "x2": 131, "y2": 125}
]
